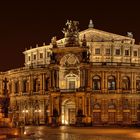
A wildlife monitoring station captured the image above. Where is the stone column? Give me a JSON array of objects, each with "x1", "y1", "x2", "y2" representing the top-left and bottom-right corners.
[
  {"x1": 101, "y1": 71, "x2": 104, "y2": 92},
  {"x1": 85, "y1": 69, "x2": 88, "y2": 88},
  {"x1": 51, "y1": 70, "x2": 54, "y2": 89},
  {"x1": 133, "y1": 73, "x2": 136, "y2": 93},
  {"x1": 104, "y1": 72, "x2": 108, "y2": 93},
  {"x1": 40, "y1": 74, "x2": 43, "y2": 94},
  {"x1": 130, "y1": 72, "x2": 134, "y2": 93},
  {"x1": 117, "y1": 71, "x2": 120, "y2": 93},
  {"x1": 19, "y1": 79, "x2": 22, "y2": 95},
  {"x1": 131, "y1": 99, "x2": 136, "y2": 122},
  {"x1": 116, "y1": 98, "x2": 122, "y2": 122},
  {"x1": 56, "y1": 70, "x2": 59, "y2": 89},
  {"x1": 29, "y1": 75, "x2": 33, "y2": 95},
  {"x1": 111, "y1": 44, "x2": 114, "y2": 62},
  {"x1": 80, "y1": 69, "x2": 83, "y2": 88},
  {"x1": 84, "y1": 69, "x2": 86, "y2": 88},
  {"x1": 12, "y1": 80, "x2": 15, "y2": 95},
  {"x1": 87, "y1": 69, "x2": 91, "y2": 91},
  {"x1": 42, "y1": 73, "x2": 45, "y2": 94}
]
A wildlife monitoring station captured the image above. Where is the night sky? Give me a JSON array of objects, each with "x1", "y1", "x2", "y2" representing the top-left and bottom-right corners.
[{"x1": 0, "y1": 0, "x2": 140, "y2": 71}]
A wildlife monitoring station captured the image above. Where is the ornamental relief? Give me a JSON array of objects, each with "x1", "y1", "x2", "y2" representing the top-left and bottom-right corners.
[
  {"x1": 60, "y1": 53, "x2": 79, "y2": 67},
  {"x1": 64, "y1": 70, "x2": 79, "y2": 77}
]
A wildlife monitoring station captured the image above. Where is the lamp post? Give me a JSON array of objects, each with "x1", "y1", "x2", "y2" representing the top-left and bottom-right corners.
[
  {"x1": 34, "y1": 109, "x2": 41, "y2": 125},
  {"x1": 22, "y1": 109, "x2": 29, "y2": 125}
]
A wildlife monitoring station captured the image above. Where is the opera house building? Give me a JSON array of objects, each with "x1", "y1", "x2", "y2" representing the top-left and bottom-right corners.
[{"x1": 1, "y1": 20, "x2": 140, "y2": 126}]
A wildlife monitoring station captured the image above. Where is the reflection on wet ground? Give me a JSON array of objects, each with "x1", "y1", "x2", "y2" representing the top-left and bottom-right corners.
[{"x1": 10, "y1": 126, "x2": 140, "y2": 140}]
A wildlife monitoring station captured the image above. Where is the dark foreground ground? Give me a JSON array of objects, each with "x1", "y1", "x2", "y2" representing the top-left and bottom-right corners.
[{"x1": 2, "y1": 126, "x2": 140, "y2": 140}]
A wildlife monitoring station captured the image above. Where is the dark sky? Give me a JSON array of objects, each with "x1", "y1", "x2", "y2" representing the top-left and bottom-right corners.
[{"x1": 0, "y1": 0, "x2": 140, "y2": 71}]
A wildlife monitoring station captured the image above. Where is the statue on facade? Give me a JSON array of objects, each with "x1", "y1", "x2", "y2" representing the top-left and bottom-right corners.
[
  {"x1": 62, "y1": 20, "x2": 80, "y2": 47},
  {"x1": 50, "y1": 52, "x2": 56, "y2": 63},
  {"x1": 2, "y1": 78, "x2": 10, "y2": 118},
  {"x1": 51, "y1": 36, "x2": 57, "y2": 48}
]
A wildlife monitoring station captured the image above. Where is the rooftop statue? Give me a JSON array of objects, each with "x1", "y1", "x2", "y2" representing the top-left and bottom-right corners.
[{"x1": 62, "y1": 20, "x2": 80, "y2": 47}]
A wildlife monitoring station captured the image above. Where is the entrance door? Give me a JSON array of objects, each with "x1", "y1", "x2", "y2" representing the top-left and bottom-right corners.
[
  {"x1": 61, "y1": 100, "x2": 76, "y2": 125},
  {"x1": 93, "y1": 112, "x2": 101, "y2": 124},
  {"x1": 69, "y1": 81, "x2": 75, "y2": 89},
  {"x1": 108, "y1": 112, "x2": 116, "y2": 124},
  {"x1": 123, "y1": 112, "x2": 130, "y2": 124},
  {"x1": 69, "y1": 108, "x2": 76, "y2": 125}
]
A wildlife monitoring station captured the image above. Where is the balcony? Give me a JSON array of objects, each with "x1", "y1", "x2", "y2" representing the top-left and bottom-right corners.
[
  {"x1": 122, "y1": 90, "x2": 131, "y2": 94},
  {"x1": 60, "y1": 89, "x2": 77, "y2": 93}
]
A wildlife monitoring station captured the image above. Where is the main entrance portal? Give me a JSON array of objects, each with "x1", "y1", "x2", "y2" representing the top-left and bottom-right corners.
[{"x1": 61, "y1": 99, "x2": 76, "y2": 125}]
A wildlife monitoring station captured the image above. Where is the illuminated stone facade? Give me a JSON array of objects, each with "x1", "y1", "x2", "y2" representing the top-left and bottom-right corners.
[{"x1": 0, "y1": 20, "x2": 140, "y2": 126}]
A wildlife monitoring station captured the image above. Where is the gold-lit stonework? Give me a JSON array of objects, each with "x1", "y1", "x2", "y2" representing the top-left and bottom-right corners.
[{"x1": 0, "y1": 20, "x2": 140, "y2": 126}]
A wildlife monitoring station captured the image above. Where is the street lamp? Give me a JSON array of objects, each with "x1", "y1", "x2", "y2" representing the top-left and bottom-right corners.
[
  {"x1": 22, "y1": 109, "x2": 29, "y2": 125},
  {"x1": 34, "y1": 109, "x2": 41, "y2": 125}
]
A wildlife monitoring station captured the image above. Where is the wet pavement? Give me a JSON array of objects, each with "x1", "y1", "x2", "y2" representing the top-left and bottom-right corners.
[{"x1": 10, "y1": 126, "x2": 140, "y2": 140}]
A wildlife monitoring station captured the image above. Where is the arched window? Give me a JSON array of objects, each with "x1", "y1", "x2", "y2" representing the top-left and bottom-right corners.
[
  {"x1": 33, "y1": 78, "x2": 37, "y2": 92},
  {"x1": 23, "y1": 80, "x2": 27, "y2": 92},
  {"x1": 122, "y1": 76, "x2": 130, "y2": 90},
  {"x1": 136, "y1": 77, "x2": 140, "y2": 91},
  {"x1": 45, "y1": 77, "x2": 49, "y2": 91},
  {"x1": 8, "y1": 83, "x2": 12, "y2": 94},
  {"x1": 15, "y1": 81, "x2": 19, "y2": 93},
  {"x1": 108, "y1": 76, "x2": 116, "y2": 90},
  {"x1": 33, "y1": 78, "x2": 40, "y2": 92},
  {"x1": 93, "y1": 76, "x2": 101, "y2": 90},
  {"x1": 93, "y1": 103, "x2": 101, "y2": 109},
  {"x1": 123, "y1": 99, "x2": 129, "y2": 109}
]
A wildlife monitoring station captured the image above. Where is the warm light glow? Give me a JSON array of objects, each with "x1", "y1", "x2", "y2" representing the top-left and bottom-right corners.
[
  {"x1": 34, "y1": 109, "x2": 41, "y2": 112},
  {"x1": 23, "y1": 110, "x2": 28, "y2": 113},
  {"x1": 24, "y1": 131, "x2": 27, "y2": 135}
]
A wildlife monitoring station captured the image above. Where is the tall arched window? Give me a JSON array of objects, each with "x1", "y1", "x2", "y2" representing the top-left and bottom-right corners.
[
  {"x1": 93, "y1": 103, "x2": 101, "y2": 110},
  {"x1": 8, "y1": 83, "x2": 12, "y2": 94},
  {"x1": 93, "y1": 76, "x2": 101, "y2": 90},
  {"x1": 123, "y1": 99, "x2": 129, "y2": 109},
  {"x1": 23, "y1": 80, "x2": 27, "y2": 92},
  {"x1": 33, "y1": 78, "x2": 40, "y2": 92},
  {"x1": 108, "y1": 76, "x2": 116, "y2": 90},
  {"x1": 136, "y1": 77, "x2": 140, "y2": 91},
  {"x1": 15, "y1": 81, "x2": 19, "y2": 93},
  {"x1": 45, "y1": 77, "x2": 49, "y2": 91},
  {"x1": 33, "y1": 78, "x2": 37, "y2": 92},
  {"x1": 122, "y1": 76, "x2": 130, "y2": 90},
  {"x1": 108, "y1": 100, "x2": 116, "y2": 109}
]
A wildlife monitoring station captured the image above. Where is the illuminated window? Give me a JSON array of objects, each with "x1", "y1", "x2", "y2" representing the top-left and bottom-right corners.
[
  {"x1": 15, "y1": 81, "x2": 19, "y2": 93},
  {"x1": 108, "y1": 76, "x2": 116, "y2": 90},
  {"x1": 125, "y1": 50, "x2": 129, "y2": 56},
  {"x1": 106, "y1": 48, "x2": 110, "y2": 55},
  {"x1": 133, "y1": 51, "x2": 138, "y2": 57},
  {"x1": 136, "y1": 79, "x2": 140, "y2": 91},
  {"x1": 115, "y1": 49, "x2": 120, "y2": 55},
  {"x1": 69, "y1": 81, "x2": 75, "y2": 89},
  {"x1": 23, "y1": 80, "x2": 27, "y2": 92},
  {"x1": 28, "y1": 56, "x2": 31, "y2": 61},
  {"x1": 93, "y1": 76, "x2": 101, "y2": 90},
  {"x1": 40, "y1": 53, "x2": 43, "y2": 59},
  {"x1": 33, "y1": 54, "x2": 36, "y2": 60},
  {"x1": 122, "y1": 76, "x2": 130, "y2": 90},
  {"x1": 95, "y1": 48, "x2": 100, "y2": 55}
]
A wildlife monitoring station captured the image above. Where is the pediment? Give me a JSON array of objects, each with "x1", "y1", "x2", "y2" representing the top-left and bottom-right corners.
[{"x1": 79, "y1": 28, "x2": 134, "y2": 42}]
